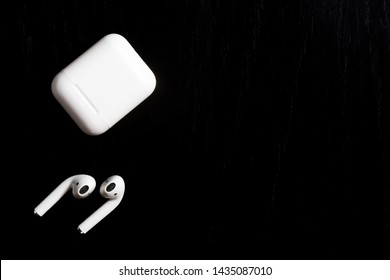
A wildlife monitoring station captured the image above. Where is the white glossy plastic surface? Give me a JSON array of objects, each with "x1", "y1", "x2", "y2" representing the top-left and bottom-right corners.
[
  {"x1": 78, "y1": 175, "x2": 125, "y2": 234},
  {"x1": 34, "y1": 174, "x2": 96, "y2": 217},
  {"x1": 51, "y1": 33, "x2": 156, "y2": 135}
]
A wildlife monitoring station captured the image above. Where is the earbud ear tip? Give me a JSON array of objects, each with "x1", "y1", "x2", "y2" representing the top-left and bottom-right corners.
[
  {"x1": 99, "y1": 175, "x2": 125, "y2": 198},
  {"x1": 72, "y1": 175, "x2": 97, "y2": 199}
]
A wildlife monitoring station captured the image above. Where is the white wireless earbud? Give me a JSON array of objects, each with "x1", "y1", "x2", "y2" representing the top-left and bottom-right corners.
[
  {"x1": 34, "y1": 174, "x2": 96, "y2": 217},
  {"x1": 78, "y1": 175, "x2": 125, "y2": 234}
]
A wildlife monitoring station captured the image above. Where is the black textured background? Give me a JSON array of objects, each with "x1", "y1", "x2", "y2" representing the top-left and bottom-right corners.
[{"x1": 2, "y1": 0, "x2": 389, "y2": 259}]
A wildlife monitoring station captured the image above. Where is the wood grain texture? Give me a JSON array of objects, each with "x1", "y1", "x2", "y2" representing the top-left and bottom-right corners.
[{"x1": 3, "y1": 0, "x2": 389, "y2": 259}]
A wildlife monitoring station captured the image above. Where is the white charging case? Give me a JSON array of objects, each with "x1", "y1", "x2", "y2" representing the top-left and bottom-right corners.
[{"x1": 51, "y1": 33, "x2": 156, "y2": 135}]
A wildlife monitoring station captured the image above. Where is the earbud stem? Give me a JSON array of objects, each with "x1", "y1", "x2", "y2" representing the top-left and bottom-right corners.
[
  {"x1": 78, "y1": 200, "x2": 120, "y2": 234},
  {"x1": 34, "y1": 177, "x2": 73, "y2": 216}
]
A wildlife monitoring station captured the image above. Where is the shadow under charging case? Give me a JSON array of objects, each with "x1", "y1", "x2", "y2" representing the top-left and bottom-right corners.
[{"x1": 51, "y1": 33, "x2": 156, "y2": 135}]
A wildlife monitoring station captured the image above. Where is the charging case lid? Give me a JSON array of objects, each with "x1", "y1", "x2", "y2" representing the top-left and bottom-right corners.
[{"x1": 51, "y1": 33, "x2": 156, "y2": 135}]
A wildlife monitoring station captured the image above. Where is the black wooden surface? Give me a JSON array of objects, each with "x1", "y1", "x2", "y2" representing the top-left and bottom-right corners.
[{"x1": 2, "y1": 0, "x2": 389, "y2": 259}]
